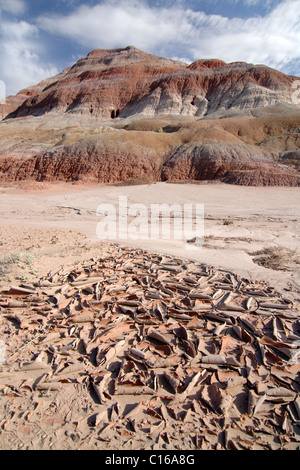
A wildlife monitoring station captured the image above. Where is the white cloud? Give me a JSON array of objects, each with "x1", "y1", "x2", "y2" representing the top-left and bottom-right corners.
[
  {"x1": 0, "y1": 0, "x2": 26, "y2": 15},
  {"x1": 1, "y1": 0, "x2": 300, "y2": 96},
  {"x1": 181, "y1": 2, "x2": 300, "y2": 71},
  {"x1": 0, "y1": 15, "x2": 58, "y2": 96},
  {"x1": 236, "y1": 0, "x2": 267, "y2": 5},
  {"x1": 216, "y1": 0, "x2": 276, "y2": 7},
  {"x1": 37, "y1": 0, "x2": 300, "y2": 75},
  {"x1": 38, "y1": 1, "x2": 178, "y2": 51},
  {"x1": 0, "y1": 80, "x2": 6, "y2": 104}
]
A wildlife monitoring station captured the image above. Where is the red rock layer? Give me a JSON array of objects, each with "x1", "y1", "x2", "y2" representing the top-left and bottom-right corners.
[
  {"x1": 161, "y1": 143, "x2": 299, "y2": 186},
  {"x1": 0, "y1": 46, "x2": 299, "y2": 186},
  {"x1": 3, "y1": 46, "x2": 299, "y2": 120},
  {"x1": 1, "y1": 139, "x2": 298, "y2": 187},
  {"x1": 5, "y1": 47, "x2": 185, "y2": 120}
]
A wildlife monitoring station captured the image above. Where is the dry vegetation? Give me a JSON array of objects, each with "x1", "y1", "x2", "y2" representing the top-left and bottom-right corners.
[
  {"x1": 0, "y1": 252, "x2": 37, "y2": 282},
  {"x1": 251, "y1": 246, "x2": 300, "y2": 271}
]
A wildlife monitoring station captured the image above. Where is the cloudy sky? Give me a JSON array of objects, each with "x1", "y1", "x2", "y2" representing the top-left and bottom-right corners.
[{"x1": 0, "y1": 0, "x2": 300, "y2": 96}]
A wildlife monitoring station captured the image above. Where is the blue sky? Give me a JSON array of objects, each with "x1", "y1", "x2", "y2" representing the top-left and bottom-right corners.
[{"x1": 0, "y1": 0, "x2": 299, "y2": 96}]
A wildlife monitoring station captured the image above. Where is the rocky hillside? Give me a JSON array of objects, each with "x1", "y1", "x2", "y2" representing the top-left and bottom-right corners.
[{"x1": 0, "y1": 46, "x2": 300, "y2": 186}]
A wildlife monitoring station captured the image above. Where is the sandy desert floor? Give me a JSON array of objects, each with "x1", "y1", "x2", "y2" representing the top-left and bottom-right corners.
[
  {"x1": 1, "y1": 181, "x2": 300, "y2": 298},
  {"x1": 0, "y1": 181, "x2": 300, "y2": 451}
]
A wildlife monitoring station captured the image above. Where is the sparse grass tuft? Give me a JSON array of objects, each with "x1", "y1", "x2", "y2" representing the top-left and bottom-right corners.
[
  {"x1": 0, "y1": 252, "x2": 37, "y2": 278},
  {"x1": 223, "y1": 219, "x2": 234, "y2": 226},
  {"x1": 251, "y1": 246, "x2": 300, "y2": 271}
]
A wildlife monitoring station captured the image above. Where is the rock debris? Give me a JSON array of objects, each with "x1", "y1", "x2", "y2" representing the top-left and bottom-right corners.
[{"x1": 0, "y1": 244, "x2": 299, "y2": 450}]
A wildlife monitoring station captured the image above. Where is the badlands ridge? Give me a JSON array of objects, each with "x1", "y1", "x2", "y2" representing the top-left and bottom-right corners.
[{"x1": 0, "y1": 45, "x2": 300, "y2": 186}]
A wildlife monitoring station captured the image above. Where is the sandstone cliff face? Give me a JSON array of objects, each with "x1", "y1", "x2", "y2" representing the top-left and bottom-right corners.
[
  {"x1": 5, "y1": 47, "x2": 185, "y2": 120},
  {"x1": 122, "y1": 62, "x2": 296, "y2": 118},
  {"x1": 161, "y1": 142, "x2": 299, "y2": 186},
  {"x1": 161, "y1": 143, "x2": 272, "y2": 180},
  {"x1": 0, "y1": 95, "x2": 27, "y2": 120},
  {"x1": 0, "y1": 46, "x2": 300, "y2": 186},
  {"x1": 3, "y1": 47, "x2": 299, "y2": 121},
  {"x1": 1, "y1": 123, "x2": 298, "y2": 187},
  {"x1": 13, "y1": 133, "x2": 165, "y2": 183}
]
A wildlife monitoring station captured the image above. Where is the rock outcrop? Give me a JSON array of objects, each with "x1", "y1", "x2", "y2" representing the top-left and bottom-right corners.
[
  {"x1": 4, "y1": 47, "x2": 185, "y2": 121},
  {"x1": 123, "y1": 61, "x2": 297, "y2": 119},
  {"x1": 161, "y1": 143, "x2": 299, "y2": 186},
  {"x1": 13, "y1": 133, "x2": 166, "y2": 183},
  {"x1": 0, "y1": 46, "x2": 300, "y2": 186},
  {"x1": 3, "y1": 47, "x2": 298, "y2": 121}
]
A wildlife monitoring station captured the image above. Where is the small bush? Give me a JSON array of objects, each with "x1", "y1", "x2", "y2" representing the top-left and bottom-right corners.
[
  {"x1": 251, "y1": 246, "x2": 300, "y2": 271},
  {"x1": 223, "y1": 219, "x2": 234, "y2": 226}
]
